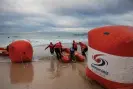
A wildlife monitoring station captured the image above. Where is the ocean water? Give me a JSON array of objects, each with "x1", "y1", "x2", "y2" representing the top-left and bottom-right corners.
[{"x1": 0, "y1": 31, "x2": 88, "y2": 47}]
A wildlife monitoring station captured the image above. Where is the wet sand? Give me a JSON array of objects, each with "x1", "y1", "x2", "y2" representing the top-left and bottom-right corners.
[
  {"x1": 0, "y1": 59, "x2": 104, "y2": 89},
  {"x1": 0, "y1": 43, "x2": 105, "y2": 89}
]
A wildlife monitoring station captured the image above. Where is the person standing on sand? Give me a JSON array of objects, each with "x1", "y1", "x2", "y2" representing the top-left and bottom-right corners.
[
  {"x1": 78, "y1": 42, "x2": 88, "y2": 57},
  {"x1": 45, "y1": 42, "x2": 54, "y2": 55},
  {"x1": 72, "y1": 40, "x2": 78, "y2": 51},
  {"x1": 54, "y1": 42, "x2": 62, "y2": 60}
]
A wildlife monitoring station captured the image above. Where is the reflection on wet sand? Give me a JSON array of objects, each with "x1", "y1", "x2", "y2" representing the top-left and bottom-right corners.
[
  {"x1": 71, "y1": 63, "x2": 76, "y2": 71},
  {"x1": 10, "y1": 63, "x2": 34, "y2": 84},
  {"x1": 49, "y1": 56, "x2": 55, "y2": 73},
  {"x1": 48, "y1": 58, "x2": 63, "y2": 79},
  {"x1": 0, "y1": 56, "x2": 104, "y2": 89}
]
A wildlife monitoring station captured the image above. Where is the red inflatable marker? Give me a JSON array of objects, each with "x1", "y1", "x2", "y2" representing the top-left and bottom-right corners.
[
  {"x1": 86, "y1": 25, "x2": 133, "y2": 89},
  {"x1": 9, "y1": 40, "x2": 33, "y2": 63}
]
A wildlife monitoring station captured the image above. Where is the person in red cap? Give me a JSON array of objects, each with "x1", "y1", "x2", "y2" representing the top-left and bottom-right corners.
[
  {"x1": 78, "y1": 42, "x2": 88, "y2": 57},
  {"x1": 72, "y1": 40, "x2": 78, "y2": 51},
  {"x1": 45, "y1": 42, "x2": 54, "y2": 55},
  {"x1": 54, "y1": 41, "x2": 63, "y2": 60}
]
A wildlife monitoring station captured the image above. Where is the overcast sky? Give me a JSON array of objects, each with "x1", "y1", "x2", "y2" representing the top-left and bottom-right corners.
[{"x1": 0, "y1": 0, "x2": 133, "y2": 32}]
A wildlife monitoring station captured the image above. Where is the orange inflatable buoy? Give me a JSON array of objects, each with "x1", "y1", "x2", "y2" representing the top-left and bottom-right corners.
[
  {"x1": 9, "y1": 40, "x2": 33, "y2": 63},
  {"x1": 86, "y1": 25, "x2": 133, "y2": 89},
  {"x1": 74, "y1": 51, "x2": 85, "y2": 62}
]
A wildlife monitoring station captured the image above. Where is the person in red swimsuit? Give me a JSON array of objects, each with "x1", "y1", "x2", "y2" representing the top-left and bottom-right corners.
[{"x1": 45, "y1": 42, "x2": 54, "y2": 55}]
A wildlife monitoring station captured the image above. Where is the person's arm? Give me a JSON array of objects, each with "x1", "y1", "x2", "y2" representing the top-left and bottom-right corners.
[
  {"x1": 45, "y1": 45, "x2": 49, "y2": 50},
  {"x1": 53, "y1": 44, "x2": 56, "y2": 48}
]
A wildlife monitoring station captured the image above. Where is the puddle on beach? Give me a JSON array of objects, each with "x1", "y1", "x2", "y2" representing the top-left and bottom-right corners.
[{"x1": 0, "y1": 56, "x2": 104, "y2": 89}]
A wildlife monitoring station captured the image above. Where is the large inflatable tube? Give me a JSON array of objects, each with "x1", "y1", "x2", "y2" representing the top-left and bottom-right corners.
[
  {"x1": 62, "y1": 48, "x2": 70, "y2": 53},
  {"x1": 86, "y1": 25, "x2": 133, "y2": 89},
  {"x1": 74, "y1": 51, "x2": 85, "y2": 62},
  {"x1": 9, "y1": 40, "x2": 33, "y2": 63},
  {"x1": 62, "y1": 47, "x2": 85, "y2": 62},
  {"x1": 0, "y1": 47, "x2": 9, "y2": 56},
  {"x1": 61, "y1": 52, "x2": 71, "y2": 63}
]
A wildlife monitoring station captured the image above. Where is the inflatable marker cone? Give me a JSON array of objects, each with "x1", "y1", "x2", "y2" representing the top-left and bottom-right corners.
[
  {"x1": 9, "y1": 40, "x2": 33, "y2": 63},
  {"x1": 86, "y1": 25, "x2": 133, "y2": 89}
]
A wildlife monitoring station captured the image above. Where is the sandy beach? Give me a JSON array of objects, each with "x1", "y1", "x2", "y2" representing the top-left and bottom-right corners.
[{"x1": 0, "y1": 43, "x2": 105, "y2": 89}]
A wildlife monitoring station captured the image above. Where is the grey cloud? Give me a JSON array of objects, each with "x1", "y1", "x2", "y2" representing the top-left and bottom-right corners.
[
  {"x1": 1, "y1": 0, "x2": 133, "y2": 16},
  {"x1": 0, "y1": 0, "x2": 133, "y2": 32},
  {"x1": 53, "y1": 0, "x2": 133, "y2": 17}
]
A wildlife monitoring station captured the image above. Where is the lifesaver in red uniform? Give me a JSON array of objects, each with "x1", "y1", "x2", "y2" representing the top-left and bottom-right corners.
[
  {"x1": 86, "y1": 25, "x2": 133, "y2": 89},
  {"x1": 9, "y1": 40, "x2": 33, "y2": 63},
  {"x1": 74, "y1": 51, "x2": 85, "y2": 62}
]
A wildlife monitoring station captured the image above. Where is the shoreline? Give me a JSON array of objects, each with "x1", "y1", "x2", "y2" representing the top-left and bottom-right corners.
[
  {"x1": 0, "y1": 41, "x2": 88, "y2": 62},
  {"x1": 33, "y1": 40, "x2": 88, "y2": 47}
]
